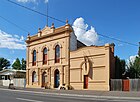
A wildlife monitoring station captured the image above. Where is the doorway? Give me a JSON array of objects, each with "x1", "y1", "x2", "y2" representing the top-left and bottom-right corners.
[
  {"x1": 42, "y1": 72, "x2": 47, "y2": 87},
  {"x1": 84, "y1": 75, "x2": 88, "y2": 89},
  {"x1": 54, "y1": 69, "x2": 60, "y2": 88}
]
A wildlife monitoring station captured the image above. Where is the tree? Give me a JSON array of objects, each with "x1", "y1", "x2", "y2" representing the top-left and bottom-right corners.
[
  {"x1": 138, "y1": 42, "x2": 140, "y2": 57},
  {"x1": 133, "y1": 56, "x2": 140, "y2": 77},
  {"x1": 127, "y1": 57, "x2": 140, "y2": 78},
  {"x1": 0, "y1": 57, "x2": 10, "y2": 71},
  {"x1": 115, "y1": 56, "x2": 126, "y2": 79},
  {"x1": 21, "y1": 58, "x2": 26, "y2": 70},
  {"x1": 127, "y1": 44, "x2": 140, "y2": 78},
  {"x1": 12, "y1": 58, "x2": 21, "y2": 70},
  {"x1": 127, "y1": 61, "x2": 136, "y2": 78}
]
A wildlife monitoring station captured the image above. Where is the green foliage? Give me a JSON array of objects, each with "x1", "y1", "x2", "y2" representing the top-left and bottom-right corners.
[
  {"x1": 128, "y1": 56, "x2": 140, "y2": 78},
  {"x1": 115, "y1": 56, "x2": 126, "y2": 79},
  {"x1": 138, "y1": 46, "x2": 140, "y2": 57},
  {"x1": 12, "y1": 58, "x2": 21, "y2": 70},
  {"x1": 127, "y1": 61, "x2": 136, "y2": 78},
  {"x1": 127, "y1": 45, "x2": 140, "y2": 78},
  {"x1": 12, "y1": 58, "x2": 26, "y2": 70},
  {"x1": 21, "y1": 58, "x2": 26, "y2": 70},
  {"x1": 0, "y1": 57, "x2": 10, "y2": 71},
  {"x1": 133, "y1": 56, "x2": 140, "y2": 77}
]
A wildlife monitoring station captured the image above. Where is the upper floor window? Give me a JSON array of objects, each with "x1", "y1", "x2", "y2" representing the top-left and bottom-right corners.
[
  {"x1": 55, "y1": 45, "x2": 60, "y2": 63},
  {"x1": 43, "y1": 48, "x2": 48, "y2": 64},
  {"x1": 32, "y1": 50, "x2": 36, "y2": 66}
]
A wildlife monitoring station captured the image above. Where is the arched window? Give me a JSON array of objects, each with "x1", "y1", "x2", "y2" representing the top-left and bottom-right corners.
[
  {"x1": 32, "y1": 71, "x2": 37, "y2": 82},
  {"x1": 43, "y1": 48, "x2": 47, "y2": 64},
  {"x1": 55, "y1": 45, "x2": 60, "y2": 63},
  {"x1": 32, "y1": 50, "x2": 36, "y2": 66}
]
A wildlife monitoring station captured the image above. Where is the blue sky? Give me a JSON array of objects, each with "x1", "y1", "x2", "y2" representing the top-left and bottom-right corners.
[{"x1": 0, "y1": 0, "x2": 140, "y2": 65}]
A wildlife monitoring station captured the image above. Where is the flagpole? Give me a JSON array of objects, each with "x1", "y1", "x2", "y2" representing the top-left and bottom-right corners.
[{"x1": 47, "y1": 1, "x2": 48, "y2": 26}]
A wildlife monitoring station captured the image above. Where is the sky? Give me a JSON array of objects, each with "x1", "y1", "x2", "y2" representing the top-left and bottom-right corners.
[{"x1": 0, "y1": 0, "x2": 140, "y2": 65}]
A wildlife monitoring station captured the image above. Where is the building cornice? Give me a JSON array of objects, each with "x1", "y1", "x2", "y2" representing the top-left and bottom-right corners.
[{"x1": 26, "y1": 24, "x2": 72, "y2": 44}]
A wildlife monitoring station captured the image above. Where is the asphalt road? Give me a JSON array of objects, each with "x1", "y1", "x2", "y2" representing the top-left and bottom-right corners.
[{"x1": 0, "y1": 88, "x2": 140, "y2": 102}]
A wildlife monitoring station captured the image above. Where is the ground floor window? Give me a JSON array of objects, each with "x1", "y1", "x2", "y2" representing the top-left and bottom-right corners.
[{"x1": 32, "y1": 71, "x2": 37, "y2": 83}]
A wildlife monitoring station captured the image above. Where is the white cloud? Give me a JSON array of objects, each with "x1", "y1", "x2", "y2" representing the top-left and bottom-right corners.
[
  {"x1": 44, "y1": 0, "x2": 48, "y2": 3},
  {"x1": 14, "y1": 34, "x2": 20, "y2": 38},
  {"x1": 129, "y1": 55, "x2": 137, "y2": 63},
  {"x1": 72, "y1": 17, "x2": 99, "y2": 45},
  {"x1": 16, "y1": 0, "x2": 36, "y2": 3},
  {"x1": 126, "y1": 55, "x2": 137, "y2": 67},
  {"x1": 0, "y1": 30, "x2": 26, "y2": 50},
  {"x1": 20, "y1": 36, "x2": 24, "y2": 41},
  {"x1": 118, "y1": 43, "x2": 123, "y2": 47}
]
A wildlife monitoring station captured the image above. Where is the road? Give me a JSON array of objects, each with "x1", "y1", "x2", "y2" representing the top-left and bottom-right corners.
[{"x1": 0, "y1": 88, "x2": 140, "y2": 102}]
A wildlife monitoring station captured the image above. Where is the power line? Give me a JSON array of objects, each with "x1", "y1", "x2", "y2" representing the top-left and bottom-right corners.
[
  {"x1": 5, "y1": 0, "x2": 139, "y2": 47},
  {"x1": 6, "y1": 0, "x2": 65, "y2": 24},
  {"x1": 98, "y1": 33, "x2": 138, "y2": 46},
  {"x1": 72, "y1": 25, "x2": 139, "y2": 47},
  {"x1": 0, "y1": 15, "x2": 28, "y2": 33}
]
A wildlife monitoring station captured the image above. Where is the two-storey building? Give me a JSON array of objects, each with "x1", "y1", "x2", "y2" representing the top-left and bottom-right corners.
[{"x1": 26, "y1": 21, "x2": 115, "y2": 91}]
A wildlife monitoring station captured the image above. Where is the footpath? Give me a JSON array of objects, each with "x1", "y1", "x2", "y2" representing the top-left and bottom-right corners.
[{"x1": 0, "y1": 86, "x2": 140, "y2": 99}]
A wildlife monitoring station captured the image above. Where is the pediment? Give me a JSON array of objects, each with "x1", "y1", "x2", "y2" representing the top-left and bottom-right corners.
[{"x1": 41, "y1": 26, "x2": 53, "y2": 36}]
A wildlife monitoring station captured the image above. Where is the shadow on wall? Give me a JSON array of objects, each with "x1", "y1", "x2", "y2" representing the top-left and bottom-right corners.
[{"x1": 88, "y1": 60, "x2": 93, "y2": 80}]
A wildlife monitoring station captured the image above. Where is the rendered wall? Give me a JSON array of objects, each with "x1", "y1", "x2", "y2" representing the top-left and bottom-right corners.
[
  {"x1": 70, "y1": 45, "x2": 114, "y2": 91},
  {"x1": 26, "y1": 25, "x2": 71, "y2": 88},
  {"x1": 26, "y1": 24, "x2": 115, "y2": 90}
]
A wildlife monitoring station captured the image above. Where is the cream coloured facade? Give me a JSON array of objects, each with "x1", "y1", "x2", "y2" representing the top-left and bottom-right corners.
[{"x1": 26, "y1": 22, "x2": 115, "y2": 91}]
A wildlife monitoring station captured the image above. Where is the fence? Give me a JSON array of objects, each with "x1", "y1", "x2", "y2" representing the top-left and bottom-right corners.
[
  {"x1": 0, "y1": 78, "x2": 26, "y2": 88},
  {"x1": 3, "y1": 80, "x2": 10, "y2": 86},
  {"x1": 0, "y1": 80, "x2": 3, "y2": 86},
  {"x1": 111, "y1": 79, "x2": 140, "y2": 91},
  {"x1": 129, "y1": 79, "x2": 140, "y2": 91},
  {"x1": 110, "y1": 79, "x2": 122, "y2": 91},
  {"x1": 13, "y1": 78, "x2": 26, "y2": 88}
]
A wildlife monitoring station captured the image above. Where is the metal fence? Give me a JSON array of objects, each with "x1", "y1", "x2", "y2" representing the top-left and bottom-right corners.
[
  {"x1": 129, "y1": 79, "x2": 140, "y2": 91},
  {"x1": 110, "y1": 79, "x2": 122, "y2": 91},
  {"x1": 111, "y1": 79, "x2": 140, "y2": 91},
  {"x1": 0, "y1": 80, "x2": 3, "y2": 86},
  {"x1": 0, "y1": 78, "x2": 26, "y2": 88},
  {"x1": 13, "y1": 78, "x2": 26, "y2": 88}
]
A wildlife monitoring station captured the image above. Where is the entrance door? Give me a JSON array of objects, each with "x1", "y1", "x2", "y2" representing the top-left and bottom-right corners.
[
  {"x1": 84, "y1": 75, "x2": 88, "y2": 89},
  {"x1": 42, "y1": 72, "x2": 46, "y2": 87},
  {"x1": 54, "y1": 69, "x2": 60, "y2": 88}
]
